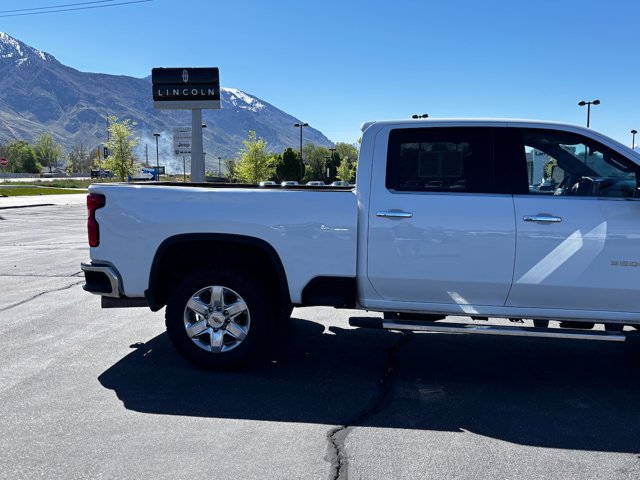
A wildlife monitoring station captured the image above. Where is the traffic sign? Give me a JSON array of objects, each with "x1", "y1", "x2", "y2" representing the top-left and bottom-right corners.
[
  {"x1": 0, "y1": 157, "x2": 7, "y2": 167},
  {"x1": 173, "y1": 127, "x2": 192, "y2": 156}
]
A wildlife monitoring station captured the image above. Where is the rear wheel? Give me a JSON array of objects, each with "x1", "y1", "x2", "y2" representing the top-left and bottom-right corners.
[{"x1": 165, "y1": 268, "x2": 274, "y2": 369}]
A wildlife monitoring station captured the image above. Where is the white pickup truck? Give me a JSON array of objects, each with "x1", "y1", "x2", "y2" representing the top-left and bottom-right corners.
[{"x1": 82, "y1": 119, "x2": 640, "y2": 368}]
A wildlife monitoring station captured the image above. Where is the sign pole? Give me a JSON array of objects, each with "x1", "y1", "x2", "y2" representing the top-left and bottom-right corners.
[
  {"x1": 0, "y1": 157, "x2": 7, "y2": 182},
  {"x1": 191, "y1": 109, "x2": 204, "y2": 182},
  {"x1": 183, "y1": 156, "x2": 186, "y2": 182}
]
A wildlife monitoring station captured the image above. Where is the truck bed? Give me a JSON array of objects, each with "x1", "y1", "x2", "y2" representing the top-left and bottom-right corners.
[{"x1": 88, "y1": 183, "x2": 358, "y2": 302}]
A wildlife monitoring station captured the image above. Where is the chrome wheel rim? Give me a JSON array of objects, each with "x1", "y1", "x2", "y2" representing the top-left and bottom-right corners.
[{"x1": 183, "y1": 285, "x2": 250, "y2": 353}]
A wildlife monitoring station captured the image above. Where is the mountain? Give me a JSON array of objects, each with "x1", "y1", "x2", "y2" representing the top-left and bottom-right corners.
[{"x1": 0, "y1": 32, "x2": 333, "y2": 172}]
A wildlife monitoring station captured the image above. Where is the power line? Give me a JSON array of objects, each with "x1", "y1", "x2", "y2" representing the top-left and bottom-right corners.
[
  {"x1": 0, "y1": 1, "x2": 115, "y2": 14},
  {"x1": 0, "y1": 0, "x2": 151, "y2": 18}
]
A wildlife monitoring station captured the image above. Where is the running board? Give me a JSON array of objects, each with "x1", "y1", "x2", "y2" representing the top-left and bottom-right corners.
[{"x1": 348, "y1": 318, "x2": 626, "y2": 342}]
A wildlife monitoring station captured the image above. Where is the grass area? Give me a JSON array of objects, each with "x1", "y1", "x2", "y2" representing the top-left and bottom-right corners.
[{"x1": 0, "y1": 187, "x2": 88, "y2": 197}]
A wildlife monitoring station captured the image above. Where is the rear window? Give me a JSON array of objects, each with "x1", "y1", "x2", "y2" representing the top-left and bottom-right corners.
[{"x1": 386, "y1": 127, "x2": 497, "y2": 193}]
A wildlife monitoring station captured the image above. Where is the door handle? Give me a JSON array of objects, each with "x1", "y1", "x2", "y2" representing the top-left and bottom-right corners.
[
  {"x1": 523, "y1": 215, "x2": 562, "y2": 223},
  {"x1": 377, "y1": 210, "x2": 413, "y2": 218}
]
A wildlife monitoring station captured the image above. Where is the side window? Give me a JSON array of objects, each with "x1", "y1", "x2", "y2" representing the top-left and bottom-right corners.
[
  {"x1": 386, "y1": 127, "x2": 497, "y2": 193},
  {"x1": 523, "y1": 129, "x2": 639, "y2": 198}
]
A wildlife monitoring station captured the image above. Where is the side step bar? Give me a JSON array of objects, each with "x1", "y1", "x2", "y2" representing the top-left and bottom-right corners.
[{"x1": 348, "y1": 317, "x2": 626, "y2": 342}]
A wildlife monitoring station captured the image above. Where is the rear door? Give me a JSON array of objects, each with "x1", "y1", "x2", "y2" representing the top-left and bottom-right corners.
[{"x1": 366, "y1": 126, "x2": 517, "y2": 312}]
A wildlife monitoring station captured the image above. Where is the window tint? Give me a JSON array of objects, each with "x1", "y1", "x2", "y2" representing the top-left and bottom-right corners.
[
  {"x1": 522, "y1": 129, "x2": 639, "y2": 198},
  {"x1": 386, "y1": 127, "x2": 497, "y2": 193}
]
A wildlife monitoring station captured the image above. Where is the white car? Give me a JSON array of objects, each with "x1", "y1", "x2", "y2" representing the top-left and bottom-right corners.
[
  {"x1": 330, "y1": 180, "x2": 351, "y2": 187},
  {"x1": 258, "y1": 181, "x2": 277, "y2": 187},
  {"x1": 306, "y1": 181, "x2": 325, "y2": 186},
  {"x1": 281, "y1": 180, "x2": 299, "y2": 187}
]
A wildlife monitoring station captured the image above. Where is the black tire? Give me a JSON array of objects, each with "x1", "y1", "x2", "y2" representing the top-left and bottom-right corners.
[{"x1": 165, "y1": 267, "x2": 274, "y2": 369}]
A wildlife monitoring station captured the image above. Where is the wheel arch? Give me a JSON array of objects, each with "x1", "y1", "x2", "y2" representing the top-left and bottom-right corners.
[{"x1": 145, "y1": 233, "x2": 291, "y2": 314}]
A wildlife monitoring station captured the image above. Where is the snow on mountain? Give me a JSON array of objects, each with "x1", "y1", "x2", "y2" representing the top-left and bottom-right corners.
[
  {"x1": 0, "y1": 32, "x2": 54, "y2": 65},
  {"x1": 223, "y1": 88, "x2": 266, "y2": 112}
]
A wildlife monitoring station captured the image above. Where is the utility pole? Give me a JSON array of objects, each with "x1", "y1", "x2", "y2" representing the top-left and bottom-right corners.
[{"x1": 153, "y1": 133, "x2": 160, "y2": 181}]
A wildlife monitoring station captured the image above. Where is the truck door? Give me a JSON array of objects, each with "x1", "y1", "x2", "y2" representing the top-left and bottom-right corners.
[
  {"x1": 366, "y1": 126, "x2": 516, "y2": 313},
  {"x1": 506, "y1": 127, "x2": 640, "y2": 313}
]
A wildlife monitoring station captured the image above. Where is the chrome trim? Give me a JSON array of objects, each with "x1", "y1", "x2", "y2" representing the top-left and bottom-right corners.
[
  {"x1": 523, "y1": 215, "x2": 562, "y2": 223},
  {"x1": 376, "y1": 210, "x2": 413, "y2": 218},
  {"x1": 81, "y1": 262, "x2": 121, "y2": 297},
  {"x1": 382, "y1": 320, "x2": 626, "y2": 342}
]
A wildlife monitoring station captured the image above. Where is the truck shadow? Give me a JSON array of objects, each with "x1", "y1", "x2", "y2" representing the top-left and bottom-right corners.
[{"x1": 98, "y1": 317, "x2": 640, "y2": 454}]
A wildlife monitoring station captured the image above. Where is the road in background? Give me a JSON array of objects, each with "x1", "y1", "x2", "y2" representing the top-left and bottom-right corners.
[
  {"x1": 1, "y1": 176, "x2": 91, "y2": 183},
  {"x1": 1, "y1": 197, "x2": 639, "y2": 479}
]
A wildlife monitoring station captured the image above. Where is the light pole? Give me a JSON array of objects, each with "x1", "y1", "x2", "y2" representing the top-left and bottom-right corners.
[
  {"x1": 293, "y1": 122, "x2": 309, "y2": 163},
  {"x1": 153, "y1": 133, "x2": 160, "y2": 181},
  {"x1": 578, "y1": 99, "x2": 600, "y2": 128},
  {"x1": 218, "y1": 156, "x2": 222, "y2": 177},
  {"x1": 632, "y1": 130, "x2": 637, "y2": 150},
  {"x1": 328, "y1": 147, "x2": 337, "y2": 181}
]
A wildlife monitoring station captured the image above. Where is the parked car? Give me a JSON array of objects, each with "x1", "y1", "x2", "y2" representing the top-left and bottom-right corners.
[
  {"x1": 259, "y1": 181, "x2": 277, "y2": 186},
  {"x1": 330, "y1": 180, "x2": 350, "y2": 187},
  {"x1": 281, "y1": 181, "x2": 299, "y2": 186},
  {"x1": 90, "y1": 169, "x2": 114, "y2": 179},
  {"x1": 306, "y1": 181, "x2": 325, "y2": 186}
]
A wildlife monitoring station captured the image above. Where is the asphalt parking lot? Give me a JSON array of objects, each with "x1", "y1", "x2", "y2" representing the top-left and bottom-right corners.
[{"x1": 1, "y1": 195, "x2": 640, "y2": 479}]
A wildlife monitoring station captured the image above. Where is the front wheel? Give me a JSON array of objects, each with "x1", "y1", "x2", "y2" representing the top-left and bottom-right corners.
[{"x1": 165, "y1": 268, "x2": 274, "y2": 369}]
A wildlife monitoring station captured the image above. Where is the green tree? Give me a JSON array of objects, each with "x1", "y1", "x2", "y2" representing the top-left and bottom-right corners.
[
  {"x1": 66, "y1": 143, "x2": 92, "y2": 174},
  {"x1": 224, "y1": 159, "x2": 237, "y2": 181},
  {"x1": 335, "y1": 142, "x2": 359, "y2": 162},
  {"x1": 233, "y1": 131, "x2": 274, "y2": 183},
  {"x1": 303, "y1": 164, "x2": 314, "y2": 183},
  {"x1": 302, "y1": 144, "x2": 330, "y2": 181},
  {"x1": 34, "y1": 133, "x2": 63, "y2": 173},
  {"x1": 275, "y1": 147, "x2": 303, "y2": 182},
  {"x1": 336, "y1": 156, "x2": 355, "y2": 182},
  {"x1": 543, "y1": 158, "x2": 558, "y2": 179},
  {"x1": 104, "y1": 116, "x2": 139, "y2": 181},
  {"x1": 7, "y1": 141, "x2": 39, "y2": 173}
]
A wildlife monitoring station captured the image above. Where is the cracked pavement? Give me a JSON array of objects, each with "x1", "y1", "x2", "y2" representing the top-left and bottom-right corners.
[{"x1": 2, "y1": 196, "x2": 640, "y2": 479}]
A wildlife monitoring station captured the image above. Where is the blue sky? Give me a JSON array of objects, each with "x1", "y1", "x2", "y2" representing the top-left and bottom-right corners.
[{"x1": 2, "y1": 0, "x2": 640, "y2": 146}]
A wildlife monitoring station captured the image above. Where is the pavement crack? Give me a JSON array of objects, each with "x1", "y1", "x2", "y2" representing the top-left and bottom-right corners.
[
  {"x1": 326, "y1": 331, "x2": 412, "y2": 480},
  {"x1": 0, "y1": 280, "x2": 84, "y2": 313}
]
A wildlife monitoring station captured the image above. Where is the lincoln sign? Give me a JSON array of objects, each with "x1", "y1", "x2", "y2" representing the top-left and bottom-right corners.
[{"x1": 152, "y1": 67, "x2": 220, "y2": 110}]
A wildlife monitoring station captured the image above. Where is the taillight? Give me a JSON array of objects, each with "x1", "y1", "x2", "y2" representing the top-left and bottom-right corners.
[{"x1": 87, "y1": 194, "x2": 106, "y2": 247}]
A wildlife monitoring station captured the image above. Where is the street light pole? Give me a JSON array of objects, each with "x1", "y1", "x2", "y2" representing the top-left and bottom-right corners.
[
  {"x1": 218, "y1": 156, "x2": 222, "y2": 177},
  {"x1": 632, "y1": 130, "x2": 638, "y2": 150},
  {"x1": 153, "y1": 133, "x2": 160, "y2": 181},
  {"x1": 578, "y1": 99, "x2": 600, "y2": 128},
  {"x1": 328, "y1": 147, "x2": 336, "y2": 181},
  {"x1": 293, "y1": 122, "x2": 309, "y2": 163}
]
